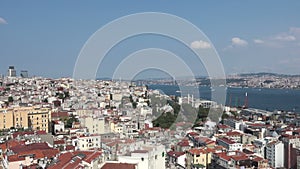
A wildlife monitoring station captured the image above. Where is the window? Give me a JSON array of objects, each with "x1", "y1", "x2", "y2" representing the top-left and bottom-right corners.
[
  {"x1": 16, "y1": 118, "x2": 18, "y2": 121},
  {"x1": 141, "y1": 158, "x2": 144, "y2": 161}
]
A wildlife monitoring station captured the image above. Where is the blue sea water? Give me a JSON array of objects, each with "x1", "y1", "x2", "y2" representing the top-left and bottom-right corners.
[{"x1": 149, "y1": 84, "x2": 300, "y2": 112}]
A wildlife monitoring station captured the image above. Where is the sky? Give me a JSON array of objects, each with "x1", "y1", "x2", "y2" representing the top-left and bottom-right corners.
[{"x1": 1, "y1": 1, "x2": 300, "y2": 79}]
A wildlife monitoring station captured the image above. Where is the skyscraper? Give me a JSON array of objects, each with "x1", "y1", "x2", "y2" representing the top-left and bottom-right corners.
[
  {"x1": 20, "y1": 70, "x2": 29, "y2": 78},
  {"x1": 7, "y1": 66, "x2": 16, "y2": 77}
]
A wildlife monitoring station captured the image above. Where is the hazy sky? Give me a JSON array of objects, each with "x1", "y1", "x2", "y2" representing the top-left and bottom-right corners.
[{"x1": 1, "y1": 1, "x2": 300, "y2": 78}]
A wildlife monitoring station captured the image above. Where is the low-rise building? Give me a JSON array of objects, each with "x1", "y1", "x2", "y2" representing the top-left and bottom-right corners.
[
  {"x1": 216, "y1": 137, "x2": 243, "y2": 151},
  {"x1": 186, "y1": 147, "x2": 214, "y2": 169},
  {"x1": 74, "y1": 134, "x2": 101, "y2": 151}
]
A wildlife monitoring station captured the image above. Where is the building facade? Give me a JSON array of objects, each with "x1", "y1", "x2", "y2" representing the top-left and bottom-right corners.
[{"x1": 266, "y1": 141, "x2": 284, "y2": 168}]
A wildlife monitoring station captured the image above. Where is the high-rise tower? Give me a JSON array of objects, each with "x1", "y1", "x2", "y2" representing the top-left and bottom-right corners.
[{"x1": 7, "y1": 66, "x2": 16, "y2": 77}]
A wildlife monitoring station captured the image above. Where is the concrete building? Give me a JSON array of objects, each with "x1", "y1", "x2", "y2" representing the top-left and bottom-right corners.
[
  {"x1": 20, "y1": 70, "x2": 29, "y2": 78},
  {"x1": 281, "y1": 135, "x2": 300, "y2": 169},
  {"x1": 118, "y1": 144, "x2": 166, "y2": 169},
  {"x1": 166, "y1": 151, "x2": 186, "y2": 168},
  {"x1": 186, "y1": 147, "x2": 214, "y2": 169},
  {"x1": 216, "y1": 137, "x2": 243, "y2": 151},
  {"x1": 28, "y1": 107, "x2": 51, "y2": 132},
  {"x1": 0, "y1": 108, "x2": 14, "y2": 130},
  {"x1": 0, "y1": 107, "x2": 31, "y2": 130},
  {"x1": 223, "y1": 118, "x2": 242, "y2": 130},
  {"x1": 266, "y1": 141, "x2": 284, "y2": 168},
  {"x1": 81, "y1": 116, "x2": 106, "y2": 134},
  {"x1": 12, "y1": 107, "x2": 30, "y2": 129},
  {"x1": 52, "y1": 120, "x2": 65, "y2": 135},
  {"x1": 7, "y1": 66, "x2": 16, "y2": 77},
  {"x1": 74, "y1": 134, "x2": 101, "y2": 151}
]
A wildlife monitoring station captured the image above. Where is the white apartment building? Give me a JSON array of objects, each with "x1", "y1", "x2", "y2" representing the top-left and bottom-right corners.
[
  {"x1": 266, "y1": 141, "x2": 284, "y2": 168},
  {"x1": 118, "y1": 144, "x2": 166, "y2": 169},
  {"x1": 216, "y1": 137, "x2": 243, "y2": 151},
  {"x1": 74, "y1": 134, "x2": 101, "y2": 150}
]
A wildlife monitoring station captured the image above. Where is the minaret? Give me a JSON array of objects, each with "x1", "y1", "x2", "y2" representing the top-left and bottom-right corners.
[
  {"x1": 191, "y1": 95, "x2": 194, "y2": 106},
  {"x1": 244, "y1": 92, "x2": 248, "y2": 108}
]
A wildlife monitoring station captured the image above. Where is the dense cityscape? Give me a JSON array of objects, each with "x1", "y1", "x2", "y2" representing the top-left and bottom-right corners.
[
  {"x1": 0, "y1": 66, "x2": 299, "y2": 169},
  {"x1": 1, "y1": 1, "x2": 300, "y2": 169}
]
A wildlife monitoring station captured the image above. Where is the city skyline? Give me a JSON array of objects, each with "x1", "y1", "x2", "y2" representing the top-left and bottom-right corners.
[{"x1": 1, "y1": 1, "x2": 300, "y2": 78}]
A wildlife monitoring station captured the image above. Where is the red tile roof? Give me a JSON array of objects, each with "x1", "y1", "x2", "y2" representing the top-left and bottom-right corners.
[
  {"x1": 214, "y1": 151, "x2": 248, "y2": 162},
  {"x1": 7, "y1": 154, "x2": 25, "y2": 162},
  {"x1": 216, "y1": 152, "x2": 231, "y2": 161},
  {"x1": 84, "y1": 151, "x2": 102, "y2": 163},
  {"x1": 226, "y1": 131, "x2": 243, "y2": 136},
  {"x1": 187, "y1": 132, "x2": 199, "y2": 137},
  {"x1": 177, "y1": 139, "x2": 190, "y2": 147},
  {"x1": 48, "y1": 150, "x2": 102, "y2": 169},
  {"x1": 218, "y1": 137, "x2": 236, "y2": 144},
  {"x1": 0, "y1": 140, "x2": 25, "y2": 152},
  {"x1": 218, "y1": 124, "x2": 230, "y2": 129},
  {"x1": 167, "y1": 151, "x2": 185, "y2": 158},
  {"x1": 187, "y1": 147, "x2": 214, "y2": 155},
  {"x1": 10, "y1": 142, "x2": 51, "y2": 154},
  {"x1": 54, "y1": 139, "x2": 65, "y2": 145},
  {"x1": 12, "y1": 131, "x2": 34, "y2": 138},
  {"x1": 51, "y1": 111, "x2": 69, "y2": 118},
  {"x1": 253, "y1": 156, "x2": 265, "y2": 162},
  {"x1": 231, "y1": 154, "x2": 248, "y2": 161},
  {"x1": 101, "y1": 163, "x2": 136, "y2": 169},
  {"x1": 65, "y1": 145, "x2": 75, "y2": 151}
]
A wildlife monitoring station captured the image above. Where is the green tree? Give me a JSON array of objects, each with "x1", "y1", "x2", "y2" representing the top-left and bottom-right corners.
[
  {"x1": 153, "y1": 112, "x2": 176, "y2": 128},
  {"x1": 8, "y1": 96, "x2": 13, "y2": 103},
  {"x1": 65, "y1": 115, "x2": 79, "y2": 128},
  {"x1": 132, "y1": 102, "x2": 137, "y2": 109}
]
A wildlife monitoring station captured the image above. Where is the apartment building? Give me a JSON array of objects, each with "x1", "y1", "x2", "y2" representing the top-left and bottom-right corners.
[
  {"x1": 266, "y1": 140, "x2": 284, "y2": 168},
  {"x1": 81, "y1": 116, "x2": 106, "y2": 134},
  {"x1": 28, "y1": 107, "x2": 51, "y2": 132},
  {"x1": 216, "y1": 137, "x2": 243, "y2": 151},
  {"x1": 0, "y1": 108, "x2": 14, "y2": 130},
  {"x1": 0, "y1": 107, "x2": 31, "y2": 130},
  {"x1": 186, "y1": 147, "x2": 214, "y2": 169},
  {"x1": 74, "y1": 134, "x2": 101, "y2": 151},
  {"x1": 118, "y1": 144, "x2": 166, "y2": 169},
  {"x1": 12, "y1": 107, "x2": 31, "y2": 129}
]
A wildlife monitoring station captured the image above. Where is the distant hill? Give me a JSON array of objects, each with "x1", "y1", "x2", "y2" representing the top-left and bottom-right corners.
[{"x1": 238, "y1": 72, "x2": 300, "y2": 77}]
